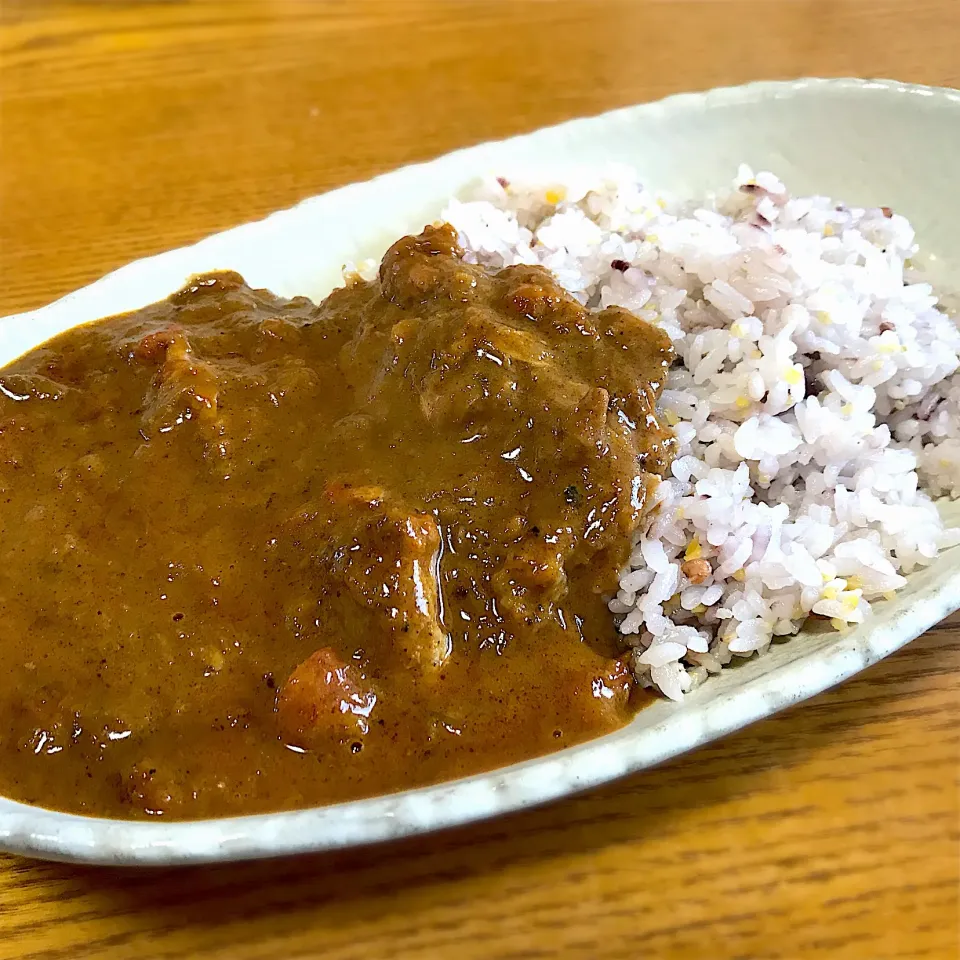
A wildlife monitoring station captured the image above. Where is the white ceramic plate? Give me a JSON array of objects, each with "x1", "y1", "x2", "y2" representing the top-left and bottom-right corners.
[{"x1": 1, "y1": 77, "x2": 958, "y2": 865}]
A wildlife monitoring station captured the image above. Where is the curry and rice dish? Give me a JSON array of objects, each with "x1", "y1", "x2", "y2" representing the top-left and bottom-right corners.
[
  {"x1": 2, "y1": 165, "x2": 958, "y2": 821},
  {"x1": 0, "y1": 224, "x2": 674, "y2": 819}
]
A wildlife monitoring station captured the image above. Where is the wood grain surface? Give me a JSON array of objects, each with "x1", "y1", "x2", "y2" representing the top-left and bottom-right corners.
[{"x1": 0, "y1": 2, "x2": 957, "y2": 957}]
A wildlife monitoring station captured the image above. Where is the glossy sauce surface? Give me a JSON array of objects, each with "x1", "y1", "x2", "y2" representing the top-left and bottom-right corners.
[{"x1": 0, "y1": 224, "x2": 673, "y2": 819}]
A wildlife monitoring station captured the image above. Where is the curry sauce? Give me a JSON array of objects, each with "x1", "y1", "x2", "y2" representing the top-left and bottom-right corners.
[{"x1": 0, "y1": 225, "x2": 673, "y2": 819}]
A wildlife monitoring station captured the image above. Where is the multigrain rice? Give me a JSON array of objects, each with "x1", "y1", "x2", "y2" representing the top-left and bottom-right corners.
[{"x1": 433, "y1": 165, "x2": 960, "y2": 699}]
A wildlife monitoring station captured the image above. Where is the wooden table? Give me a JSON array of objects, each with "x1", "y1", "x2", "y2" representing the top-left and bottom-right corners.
[{"x1": 0, "y1": 3, "x2": 957, "y2": 957}]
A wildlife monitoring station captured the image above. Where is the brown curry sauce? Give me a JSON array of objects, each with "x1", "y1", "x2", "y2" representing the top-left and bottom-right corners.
[{"x1": 0, "y1": 225, "x2": 673, "y2": 819}]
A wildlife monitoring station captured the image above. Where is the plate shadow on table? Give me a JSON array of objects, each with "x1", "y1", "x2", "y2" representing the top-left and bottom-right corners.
[{"x1": 2, "y1": 618, "x2": 956, "y2": 949}]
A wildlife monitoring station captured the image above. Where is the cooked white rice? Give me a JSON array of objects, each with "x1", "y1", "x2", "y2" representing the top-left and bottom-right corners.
[{"x1": 418, "y1": 164, "x2": 960, "y2": 700}]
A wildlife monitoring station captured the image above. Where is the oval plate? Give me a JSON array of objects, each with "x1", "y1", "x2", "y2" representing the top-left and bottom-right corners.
[{"x1": 1, "y1": 78, "x2": 958, "y2": 865}]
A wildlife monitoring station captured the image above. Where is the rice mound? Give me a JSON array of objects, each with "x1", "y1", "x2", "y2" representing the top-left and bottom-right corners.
[{"x1": 433, "y1": 164, "x2": 960, "y2": 700}]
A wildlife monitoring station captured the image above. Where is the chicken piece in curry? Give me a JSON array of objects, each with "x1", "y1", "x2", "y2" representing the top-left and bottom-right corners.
[{"x1": 0, "y1": 224, "x2": 673, "y2": 819}]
